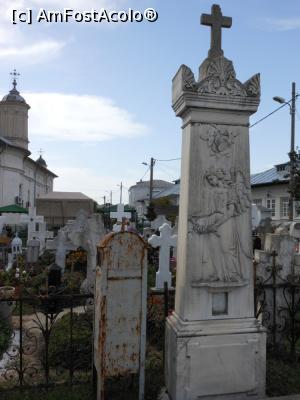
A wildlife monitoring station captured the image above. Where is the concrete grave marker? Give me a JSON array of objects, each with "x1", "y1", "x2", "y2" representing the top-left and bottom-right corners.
[
  {"x1": 151, "y1": 215, "x2": 168, "y2": 231},
  {"x1": 94, "y1": 231, "x2": 147, "y2": 400},
  {"x1": 26, "y1": 238, "x2": 40, "y2": 264},
  {"x1": 148, "y1": 223, "x2": 177, "y2": 289}
]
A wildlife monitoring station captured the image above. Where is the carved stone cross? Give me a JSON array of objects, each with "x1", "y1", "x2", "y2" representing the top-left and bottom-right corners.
[
  {"x1": 201, "y1": 4, "x2": 232, "y2": 58},
  {"x1": 148, "y1": 223, "x2": 177, "y2": 289}
]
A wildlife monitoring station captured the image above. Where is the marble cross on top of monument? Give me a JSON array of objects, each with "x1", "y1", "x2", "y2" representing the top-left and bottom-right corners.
[
  {"x1": 201, "y1": 4, "x2": 232, "y2": 58},
  {"x1": 110, "y1": 203, "x2": 131, "y2": 223}
]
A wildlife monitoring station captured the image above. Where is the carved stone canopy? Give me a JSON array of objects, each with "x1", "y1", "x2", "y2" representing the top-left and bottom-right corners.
[{"x1": 179, "y1": 58, "x2": 260, "y2": 99}]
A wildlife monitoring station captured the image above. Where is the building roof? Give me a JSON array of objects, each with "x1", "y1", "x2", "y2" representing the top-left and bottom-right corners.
[
  {"x1": 0, "y1": 135, "x2": 57, "y2": 177},
  {"x1": 37, "y1": 192, "x2": 94, "y2": 201},
  {"x1": 0, "y1": 204, "x2": 28, "y2": 214},
  {"x1": 153, "y1": 183, "x2": 180, "y2": 199},
  {"x1": 129, "y1": 180, "x2": 173, "y2": 190},
  {"x1": 2, "y1": 88, "x2": 26, "y2": 104},
  {"x1": 36, "y1": 155, "x2": 47, "y2": 168},
  {"x1": 26, "y1": 157, "x2": 57, "y2": 177},
  {"x1": 0, "y1": 135, "x2": 31, "y2": 156},
  {"x1": 250, "y1": 166, "x2": 289, "y2": 186}
]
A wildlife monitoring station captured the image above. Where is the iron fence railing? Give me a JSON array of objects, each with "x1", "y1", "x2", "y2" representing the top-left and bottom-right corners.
[{"x1": 254, "y1": 250, "x2": 300, "y2": 360}]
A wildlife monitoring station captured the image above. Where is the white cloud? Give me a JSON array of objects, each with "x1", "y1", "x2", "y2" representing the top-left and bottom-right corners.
[
  {"x1": 0, "y1": 0, "x2": 130, "y2": 63},
  {"x1": 264, "y1": 17, "x2": 300, "y2": 31},
  {"x1": 26, "y1": 92, "x2": 147, "y2": 142},
  {"x1": 0, "y1": 40, "x2": 65, "y2": 61}
]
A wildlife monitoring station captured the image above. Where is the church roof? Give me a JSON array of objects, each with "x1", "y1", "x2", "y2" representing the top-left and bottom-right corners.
[
  {"x1": 26, "y1": 157, "x2": 58, "y2": 177},
  {"x1": 1, "y1": 70, "x2": 28, "y2": 105},
  {"x1": 2, "y1": 87, "x2": 26, "y2": 104},
  {"x1": 36, "y1": 155, "x2": 47, "y2": 168},
  {"x1": 0, "y1": 135, "x2": 31, "y2": 156}
]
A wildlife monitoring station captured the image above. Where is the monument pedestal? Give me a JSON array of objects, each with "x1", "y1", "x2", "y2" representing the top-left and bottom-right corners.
[{"x1": 166, "y1": 313, "x2": 266, "y2": 400}]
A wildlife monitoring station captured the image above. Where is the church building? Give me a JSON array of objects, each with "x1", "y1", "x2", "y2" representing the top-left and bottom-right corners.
[{"x1": 0, "y1": 71, "x2": 57, "y2": 209}]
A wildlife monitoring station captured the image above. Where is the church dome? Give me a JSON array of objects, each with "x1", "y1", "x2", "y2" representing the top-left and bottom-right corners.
[
  {"x1": 1, "y1": 70, "x2": 27, "y2": 104},
  {"x1": 36, "y1": 155, "x2": 47, "y2": 168},
  {"x1": 2, "y1": 87, "x2": 26, "y2": 103}
]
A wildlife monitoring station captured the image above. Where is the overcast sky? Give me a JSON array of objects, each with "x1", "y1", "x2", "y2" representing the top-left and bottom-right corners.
[{"x1": 0, "y1": 0, "x2": 299, "y2": 203}]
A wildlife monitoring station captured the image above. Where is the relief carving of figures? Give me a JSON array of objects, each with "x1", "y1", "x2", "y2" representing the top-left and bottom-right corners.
[
  {"x1": 199, "y1": 124, "x2": 238, "y2": 157},
  {"x1": 189, "y1": 167, "x2": 252, "y2": 283}
]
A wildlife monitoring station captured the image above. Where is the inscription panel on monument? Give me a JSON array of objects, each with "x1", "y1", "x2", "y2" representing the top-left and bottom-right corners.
[{"x1": 187, "y1": 335, "x2": 257, "y2": 397}]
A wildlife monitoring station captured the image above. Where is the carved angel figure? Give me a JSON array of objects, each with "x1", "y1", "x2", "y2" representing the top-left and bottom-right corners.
[{"x1": 189, "y1": 167, "x2": 252, "y2": 283}]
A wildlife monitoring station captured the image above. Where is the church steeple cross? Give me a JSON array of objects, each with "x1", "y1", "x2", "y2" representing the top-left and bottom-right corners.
[
  {"x1": 201, "y1": 4, "x2": 232, "y2": 58},
  {"x1": 10, "y1": 69, "x2": 20, "y2": 90}
]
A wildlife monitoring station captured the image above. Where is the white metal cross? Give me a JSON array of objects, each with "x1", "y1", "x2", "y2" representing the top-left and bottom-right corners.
[
  {"x1": 110, "y1": 203, "x2": 131, "y2": 223},
  {"x1": 148, "y1": 223, "x2": 177, "y2": 289}
]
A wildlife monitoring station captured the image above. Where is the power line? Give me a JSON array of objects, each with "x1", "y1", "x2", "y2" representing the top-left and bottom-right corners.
[
  {"x1": 140, "y1": 165, "x2": 150, "y2": 181},
  {"x1": 156, "y1": 157, "x2": 181, "y2": 162},
  {"x1": 250, "y1": 102, "x2": 289, "y2": 128},
  {"x1": 250, "y1": 94, "x2": 300, "y2": 129}
]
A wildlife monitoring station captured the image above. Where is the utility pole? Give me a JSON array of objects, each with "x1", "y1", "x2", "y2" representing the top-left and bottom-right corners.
[
  {"x1": 289, "y1": 82, "x2": 296, "y2": 221},
  {"x1": 149, "y1": 157, "x2": 155, "y2": 202},
  {"x1": 274, "y1": 82, "x2": 298, "y2": 221},
  {"x1": 102, "y1": 195, "x2": 106, "y2": 206}
]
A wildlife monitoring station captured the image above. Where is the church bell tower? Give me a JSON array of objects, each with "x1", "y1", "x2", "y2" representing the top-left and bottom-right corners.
[{"x1": 0, "y1": 69, "x2": 30, "y2": 150}]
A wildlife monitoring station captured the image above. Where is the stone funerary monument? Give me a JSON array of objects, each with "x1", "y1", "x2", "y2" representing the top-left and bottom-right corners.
[{"x1": 165, "y1": 4, "x2": 266, "y2": 400}]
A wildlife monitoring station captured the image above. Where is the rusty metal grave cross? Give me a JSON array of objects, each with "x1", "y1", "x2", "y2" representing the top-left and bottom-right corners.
[
  {"x1": 148, "y1": 223, "x2": 177, "y2": 290},
  {"x1": 201, "y1": 4, "x2": 232, "y2": 58}
]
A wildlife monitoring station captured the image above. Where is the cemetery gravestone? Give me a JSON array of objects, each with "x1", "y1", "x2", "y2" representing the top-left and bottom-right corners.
[
  {"x1": 26, "y1": 237, "x2": 40, "y2": 264},
  {"x1": 165, "y1": 4, "x2": 266, "y2": 400},
  {"x1": 151, "y1": 215, "x2": 168, "y2": 231},
  {"x1": 148, "y1": 223, "x2": 177, "y2": 289},
  {"x1": 94, "y1": 231, "x2": 147, "y2": 400}
]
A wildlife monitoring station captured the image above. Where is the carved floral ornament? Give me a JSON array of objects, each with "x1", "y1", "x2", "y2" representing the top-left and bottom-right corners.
[{"x1": 181, "y1": 56, "x2": 260, "y2": 98}]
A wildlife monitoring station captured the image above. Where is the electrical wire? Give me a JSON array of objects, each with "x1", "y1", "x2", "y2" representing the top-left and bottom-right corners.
[
  {"x1": 155, "y1": 157, "x2": 181, "y2": 162},
  {"x1": 250, "y1": 102, "x2": 290, "y2": 128},
  {"x1": 140, "y1": 165, "x2": 150, "y2": 181},
  {"x1": 250, "y1": 94, "x2": 300, "y2": 129}
]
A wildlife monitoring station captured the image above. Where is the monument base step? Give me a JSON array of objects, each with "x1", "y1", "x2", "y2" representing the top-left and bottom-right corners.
[
  {"x1": 158, "y1": 389, "x2": 300, "y2": 400},
  {"x1": 165, "y1": 314, "x2": 266, "y2": 400}
]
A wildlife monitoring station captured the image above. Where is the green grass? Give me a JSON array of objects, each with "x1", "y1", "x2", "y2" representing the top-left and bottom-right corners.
[{"x1": 266, "y1": 356, "x2": 300, "y2": 397}]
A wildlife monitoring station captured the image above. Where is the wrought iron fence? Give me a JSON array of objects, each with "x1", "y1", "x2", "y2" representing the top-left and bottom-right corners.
[
  {"x1": 0, "y1": 285, "x2": 174, "y2": 398},
  {"x1": 0, "y1": 291, "x2": 94, "y2": 393},
  {"x1": 254, "y1": 250, "x2": 300, "y2": 360}
]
